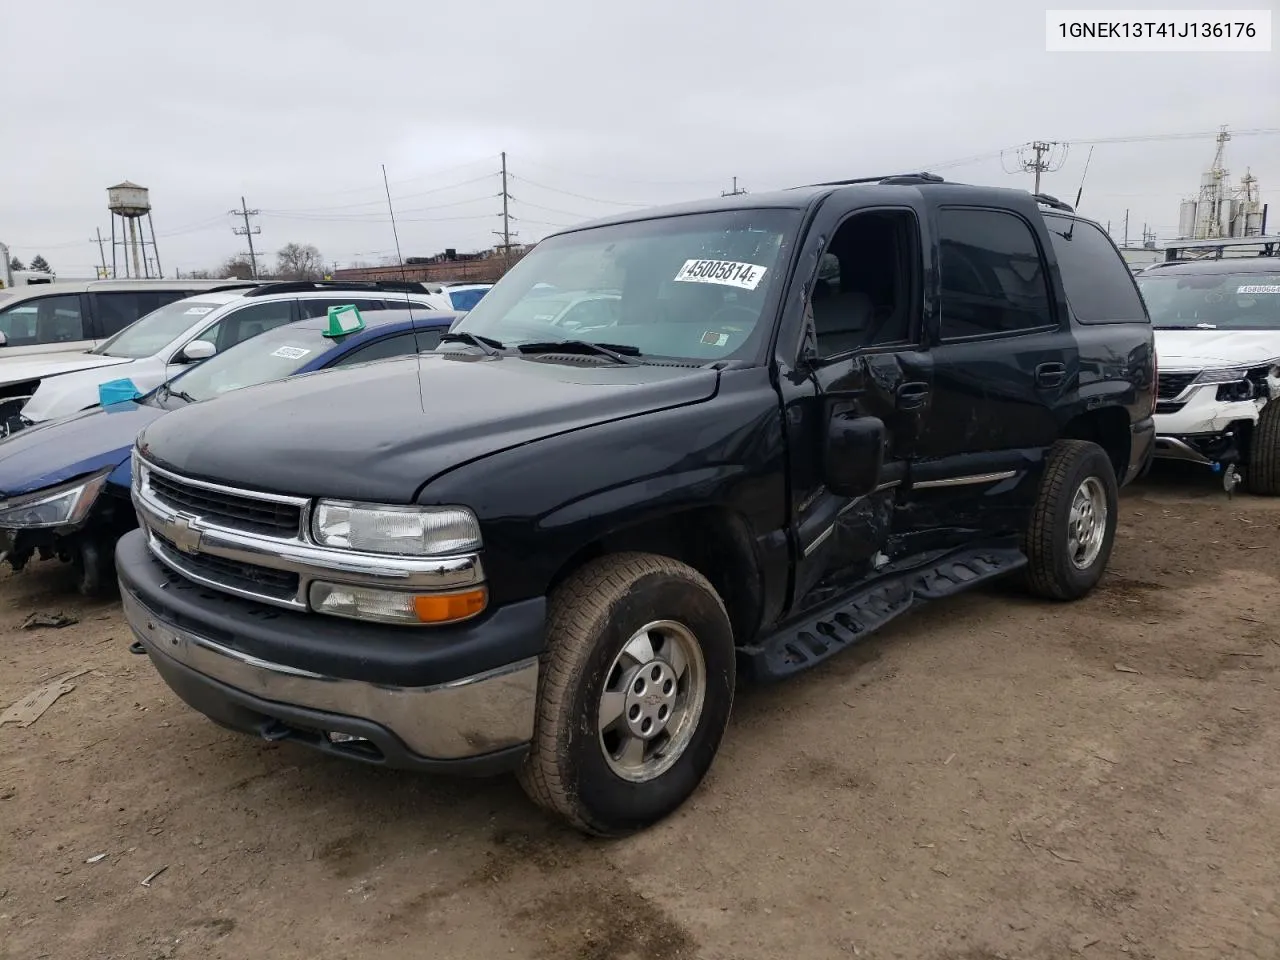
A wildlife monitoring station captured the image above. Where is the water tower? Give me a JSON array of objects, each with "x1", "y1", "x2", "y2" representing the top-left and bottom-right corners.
[{"x1": 108, "y1": 181, "x2": 163, "y2": 278}]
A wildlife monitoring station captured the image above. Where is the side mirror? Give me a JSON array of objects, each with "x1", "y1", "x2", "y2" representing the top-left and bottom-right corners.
[
  {"x1": 823, "y1": 406, "x2": 885, "y2": 499},
  {"x1": 178, "y1": 339, "x2": 216, "y2": 363}
]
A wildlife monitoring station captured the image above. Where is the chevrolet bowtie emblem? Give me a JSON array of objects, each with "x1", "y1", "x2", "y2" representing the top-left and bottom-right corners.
[{"x1": 169, "y1": 514, "x2": 202, "y2": 554}]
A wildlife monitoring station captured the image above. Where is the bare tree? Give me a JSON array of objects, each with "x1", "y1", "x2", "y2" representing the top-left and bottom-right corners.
[
  {"x1": 218, "y1": 256, "x2": 257, "y2": 280},
  {"x1": 275, "y1": 243, "x2": 325, "y2": 281}
]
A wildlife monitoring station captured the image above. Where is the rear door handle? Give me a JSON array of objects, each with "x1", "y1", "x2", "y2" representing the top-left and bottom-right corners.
[
  {"x1": 896, "y1": 381, "x2": 930, "y2": 410},
  {"x1": 1035, "y1": 362, "x2": 1067, "y2": 388}
]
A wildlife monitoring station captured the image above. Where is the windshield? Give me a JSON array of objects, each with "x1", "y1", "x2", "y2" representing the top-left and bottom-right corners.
[
  {"x1": 452, "y1": 209, "x2": 799, "y2": 362},
  {"x1": 93, "y1": 299, "x2": 224, "y2": 358},
  {"x1": 148, "y1": 323, "x2": 330, "y2": 404},
  {"x1": 1137, "y1": 271, "x2": 1280, "y2": 330}
]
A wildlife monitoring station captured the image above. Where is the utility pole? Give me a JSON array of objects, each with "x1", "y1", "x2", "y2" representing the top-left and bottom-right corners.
[
  {"x1": 1005, "y1": 140, "x2": 1068, "y2": 194},
  {"x1": 1123, "y1": 209, "x2": 1130, "y2": 247},
  {"x1": 722, "y1": 177, "x2": 747, "y2": 197},
  {"x1": 493, "y1": 151, "x2": 518, "y2": 271},
  {"x1": 93, "y1": 227, "x2": 109, "y2": 278},
  {"x1": 230, "y1": 196, "x2": 262, "y2": 278}
]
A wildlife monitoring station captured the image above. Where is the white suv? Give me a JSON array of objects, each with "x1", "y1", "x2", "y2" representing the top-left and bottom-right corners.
[
  {"x1": 1138, "y1": 256, "x2": 1280, "y2": 493},
  {"x1": 12, "y1": 281, "x2": 452, "y2": 426}
]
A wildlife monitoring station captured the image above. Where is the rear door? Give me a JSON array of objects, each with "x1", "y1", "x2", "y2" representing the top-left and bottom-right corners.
[
  {"x1": 912, "y1": 204, "x2": 1075, "y2": 524},
  {"x1": 778, "y1": 196, "x2": 933, "y2": 616}
]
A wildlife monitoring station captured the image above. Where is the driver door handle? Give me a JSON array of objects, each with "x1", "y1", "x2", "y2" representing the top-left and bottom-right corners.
[{"x1": 896, "y1": 381, "x2": 930, "y2": 410}]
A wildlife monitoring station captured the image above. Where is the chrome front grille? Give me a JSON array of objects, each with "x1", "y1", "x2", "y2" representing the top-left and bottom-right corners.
[
  {"x1": 152, "y1": 533, "x2": 301, "y2": 602},
  {"x1": 148, "y1": 470, "x2": 302, "y2": 537},
  {"x1": 132, "y1": 452, "x2": 485, "y2": 612}
]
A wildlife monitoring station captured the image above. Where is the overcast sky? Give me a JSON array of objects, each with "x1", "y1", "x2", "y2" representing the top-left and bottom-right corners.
[{"x1": 3, "y1": 0, "x2": 1276, "y2": 277}]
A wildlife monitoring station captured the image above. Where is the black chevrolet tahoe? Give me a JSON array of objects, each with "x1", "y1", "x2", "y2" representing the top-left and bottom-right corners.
[{"x1": 116, "y1": 174, "x2": 1156, "y2": 836}]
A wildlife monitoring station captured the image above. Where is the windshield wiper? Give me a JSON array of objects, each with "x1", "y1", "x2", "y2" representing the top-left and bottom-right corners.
[
  {"x1": 438, "y1": 332, "x2": 504, "y2": 356},
  {"x1": 157, "y1": 382, "x2": 197, "y2": 404},
  {"x1": 517, "y1": 340, "x2": 643, "y2": 365}
]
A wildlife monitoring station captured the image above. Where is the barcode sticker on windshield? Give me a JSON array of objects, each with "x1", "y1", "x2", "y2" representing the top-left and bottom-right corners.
[
  {"x1": 674, "y1": 259, "x2": 768, "y2": 291},
  {"x1": 1238, "y1": 285, "x2": 1280, "y2": 295},
  {"x1": 271, "y1": 346, "x2": 310, "y2": 360},
  {"x1": 184, "y1": 307, "x2": 213, "y2": 315}
]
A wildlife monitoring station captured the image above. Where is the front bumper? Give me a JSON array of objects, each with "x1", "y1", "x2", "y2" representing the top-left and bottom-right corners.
[{"x1": 117, "y1": 529, "x2": 544, "y2": 774}]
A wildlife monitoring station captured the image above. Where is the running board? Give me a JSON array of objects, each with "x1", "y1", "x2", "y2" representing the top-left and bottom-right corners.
[{"x1": 741, "y1": 546, "x2": 1028, "y2": 682}]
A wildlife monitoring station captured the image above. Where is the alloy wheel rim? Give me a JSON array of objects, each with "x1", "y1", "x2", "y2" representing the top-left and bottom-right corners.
[
  {"x1": 1067, "y1": 476, "x2": 1108, "y2": 570},
  {"x1": 597, "y1": 619, "x2": 706, "y2": 783}
]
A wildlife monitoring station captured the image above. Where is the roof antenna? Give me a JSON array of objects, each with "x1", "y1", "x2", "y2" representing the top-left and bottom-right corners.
[
  {"x1": 1065, "y1": 146, "x2": 1094, "y2": 240},
  {"x1": 381, "y1": 164, "x2": 409, "y2": 285}
]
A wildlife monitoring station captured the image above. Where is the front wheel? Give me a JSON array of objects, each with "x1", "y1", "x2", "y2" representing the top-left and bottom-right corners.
[
  {"x1": 1021, "y1": 440, "x2": 1119, "y2": 601},
  {"x1": 1246, "y1": 401, "x2": 1280, "y2": 495},
  {"x1": 518, "y1": 552, "x2": 736, "y2": 836}
]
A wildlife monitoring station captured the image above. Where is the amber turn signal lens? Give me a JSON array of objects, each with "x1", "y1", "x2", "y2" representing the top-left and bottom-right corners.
[{"x1": 413, "y1": 588, "x2": 488, "y2": 623}]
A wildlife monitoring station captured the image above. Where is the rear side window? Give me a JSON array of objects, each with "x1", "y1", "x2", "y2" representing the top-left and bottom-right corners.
[
  {"x1": 1043, "y1": 216, "x2": 1148, "y2": 324},
  {"x1": 938, "y1": 208, "x2": 1054, "y2": 340},
  {"x1": 299, "y1": 298, "x2": 389, "y2": 319},
  {"x1": 90, "y1": 290, "x2": 190, "y2": 336}
]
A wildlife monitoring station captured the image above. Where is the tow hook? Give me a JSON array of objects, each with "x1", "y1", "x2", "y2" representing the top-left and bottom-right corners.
[{"x1": 1212, "y1": 462, "x2": 1243, "y2": 497}]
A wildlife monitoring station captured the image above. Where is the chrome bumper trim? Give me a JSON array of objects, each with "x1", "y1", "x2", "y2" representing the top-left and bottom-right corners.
[
  {"x1": 1153, "y1": 436, "x2": 1213, "y2": 465},
  {"x1": 123, "y1": 589, "x2": 537, "y2": 760},
  {"x1": 914, "y1": 470, "x2": 1017, "y2": 490}
]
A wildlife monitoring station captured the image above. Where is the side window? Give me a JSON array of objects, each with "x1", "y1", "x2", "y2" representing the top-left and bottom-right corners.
[
  {"x1": 199, "y1": 301, "x2": 297, "y2": 353},
  {"x1": 298, "y1": 298, "x2": 387, "y2": 320},
  {"x1": 1043, "y1": 216, "x2": 1148, "y2": 324},
  {"x1": 329, "y1": 331, "x2": 424, "y2": 367},
  {"x1": 938, "y1": 208, "x2": 1054, "y2": 340},
  {"x1": 0, "y1": 303, "x2": 40, "y2": 346},
  {"x1": 90, "y1": 291, "x2": 184, "y2": 336},
  {"x1": 811, "y1": 209, "x2": 918, "y2": 359},
  {"x1": 2, "y1": 295, "x2": 87, "y2": 345}
]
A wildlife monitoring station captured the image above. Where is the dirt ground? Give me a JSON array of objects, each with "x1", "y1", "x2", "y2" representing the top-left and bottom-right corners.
[{"x1": 3, "y1": 464, "x2": 1280, "y2": 960}]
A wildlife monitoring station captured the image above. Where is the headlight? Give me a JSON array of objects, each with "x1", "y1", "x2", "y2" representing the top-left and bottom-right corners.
[
  {"x1": 311, "y1": 500, "x2": 481, "y2": 556},
  {"x1": 0, "y1": 468, "x2": 111, "y2": 529},
  {"x1": 1191, "y1": 367, "x2": 1248, "y2": 385}
]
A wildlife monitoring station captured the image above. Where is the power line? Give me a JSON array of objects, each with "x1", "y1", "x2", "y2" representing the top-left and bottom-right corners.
[
  {"x1": 261, "y1": 174, "x2": 497, "y2": 214},
  {"x1": 1003, "y1": 141, "x2": 1069, "y2": 193},
  {"x1": 510, "y1": 175, "x2": 651, "y2": 207},
  {"x1": 516, "y1": 157, "x2": 725, "y2": 188}
]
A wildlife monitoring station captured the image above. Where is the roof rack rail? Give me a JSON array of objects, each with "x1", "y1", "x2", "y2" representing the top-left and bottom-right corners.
[
  {"x1": 878, "y1": 172, "x2": 945, "y2": 185},
  {"x1": 204, "y1": 281, "x2": 261, "y2": 293},
  {"x1": 803, "y1": 171, "x2": 945, "y2": 188},
  {"x1": 1034, "y1": 193, "x2": 1075, "y2": 213},
  {"x1": 240, "y1": 279, "x2": 430, "y2": 298}
]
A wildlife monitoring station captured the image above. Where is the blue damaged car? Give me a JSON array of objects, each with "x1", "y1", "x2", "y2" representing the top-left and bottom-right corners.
[{"x1": 0, "y1": 307, "x2": 455, "y2": 595}]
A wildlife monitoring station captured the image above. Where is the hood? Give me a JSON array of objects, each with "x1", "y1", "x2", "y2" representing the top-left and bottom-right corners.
[
  {"x1": 0, "y1": 353, "x2": 131, "y2": 389},
  {"x1": 1155, "y1": 329, "x2": 1280, "y2": 371},
  {"x1": 138, "y1": 353, "x2": 720, "y2": 503},
  {"x1": 21, "y1": 356, "x2": 169, "y2": 423},
  {"x1": 0, "y1": 401, "x2": 165, "y2": 497}
]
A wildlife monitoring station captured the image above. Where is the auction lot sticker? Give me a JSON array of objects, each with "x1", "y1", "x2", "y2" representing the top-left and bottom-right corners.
[{"x1": 674, "y1": 259, "x2": 768, "y2": 291}]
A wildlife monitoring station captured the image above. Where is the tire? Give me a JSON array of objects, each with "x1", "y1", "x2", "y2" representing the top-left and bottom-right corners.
[
  {"x1": 1246, "y1": 401, "x2": 1280, "y2": 495},
  {"x1": 1021, "y1": 440, "x2": 1119, "y2": 601},
  {"x1": 72, "y1": 537, "x2": 118, "y2": 598},
  {"x1": 518, "y1": 551, "x2": 736, "y2": 836}
]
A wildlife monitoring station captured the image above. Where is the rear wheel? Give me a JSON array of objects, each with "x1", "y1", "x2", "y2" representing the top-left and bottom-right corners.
[
  {"x1": 518, "y1": 552, "x2": 736, "y2": 836},
  {"x1": 1022, "y1": 440, "x2": 1119, "y2": 601},
  {"x1": 1246, "y1": 402, "x2": 1280, "y2": 495}
]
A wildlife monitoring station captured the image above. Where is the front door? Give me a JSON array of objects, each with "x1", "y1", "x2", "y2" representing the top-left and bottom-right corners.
[{"x1": 777, "y1": 202, "x2": 932, "y2": 617}]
